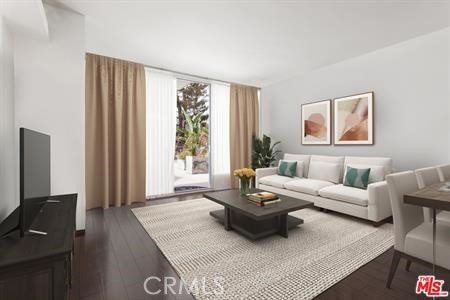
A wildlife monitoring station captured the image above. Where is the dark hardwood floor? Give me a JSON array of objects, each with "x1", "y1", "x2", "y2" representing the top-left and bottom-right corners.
[{"x1": 71, "y1": 193, "x2": 450, "y2": 300}]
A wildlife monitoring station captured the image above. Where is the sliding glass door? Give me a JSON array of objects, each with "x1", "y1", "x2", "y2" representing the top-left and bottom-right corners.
[
  {"x1": 174, "y1": 80, "x2": 211, "y2": 192},
  {"x1": 146, "y1": 68, "x2": 231, "y2": 198}
]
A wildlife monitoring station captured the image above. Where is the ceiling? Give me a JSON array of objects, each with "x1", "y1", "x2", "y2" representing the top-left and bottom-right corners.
[
  {"x1": 1, "y1": 0, "x2": 48, "y2": 39},
  {"x1": 52, "y1": 0, "x2": 448, "y2": 87}
]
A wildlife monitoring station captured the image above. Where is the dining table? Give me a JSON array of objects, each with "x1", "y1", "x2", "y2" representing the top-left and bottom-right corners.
[{"x1": 404, "y1": 182, "x2": 450, "y2": 274}]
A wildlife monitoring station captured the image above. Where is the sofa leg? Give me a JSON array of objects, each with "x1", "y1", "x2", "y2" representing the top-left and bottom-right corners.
[
  {"x1": 372, "y1": 220, "x2": 383, "y2": 227},
  {"x1": 372, "y1": 216, "x2": 392, "y2": 227},
  {"x1": 386, "y1": 250, "x2": 401, "y2": 288}
]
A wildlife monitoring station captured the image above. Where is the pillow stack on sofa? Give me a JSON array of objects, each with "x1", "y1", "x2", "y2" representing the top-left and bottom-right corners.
[{"x1": 256, "y1": 154, "x2": 393, "y2": 223}]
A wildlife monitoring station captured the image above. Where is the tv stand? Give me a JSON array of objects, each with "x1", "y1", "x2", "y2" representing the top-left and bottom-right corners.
[
  {"x1": 46, "y1": 199, "x2": 61, "y2": 203},
  {"x1": 0, "y1": 194, "x2": 77, "y2": 300},
  {"x1": 0, "y1": 207, "x2": 20, "y2": 238},
  {"x1": 27, "y1": 229, "x2": 48, "y2": 236}
]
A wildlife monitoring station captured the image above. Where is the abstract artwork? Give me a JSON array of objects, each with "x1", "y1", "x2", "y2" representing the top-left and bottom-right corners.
[
  {"x1": 301, "y1": 100, "x2": 331, "y2": 145},
  {"x1": 334, "y1": 92, "x2": 373, "y2": 145}
]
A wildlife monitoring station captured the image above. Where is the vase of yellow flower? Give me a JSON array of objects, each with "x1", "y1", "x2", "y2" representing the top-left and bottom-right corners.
[{"x1": 233, "y1": 168, "x2": 256, "y2": 196}]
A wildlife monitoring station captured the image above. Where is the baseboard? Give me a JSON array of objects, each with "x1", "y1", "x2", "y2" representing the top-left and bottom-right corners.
[{"x1": 75, "y1": 229, "x2": 85, "y2": 237}]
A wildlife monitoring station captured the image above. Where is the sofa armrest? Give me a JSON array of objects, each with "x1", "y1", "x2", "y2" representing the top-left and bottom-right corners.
[
  {"x1": 255, "y1": 167, "x2": 278, "y2": 188},
  {"x1": 367, "y1": 181, "x2": 392, "y2": 222}
]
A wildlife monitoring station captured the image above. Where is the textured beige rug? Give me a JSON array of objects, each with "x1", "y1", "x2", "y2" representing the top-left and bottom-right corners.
[{"x1": 132, "y1": 198, "x2": 393, "y2": 300}]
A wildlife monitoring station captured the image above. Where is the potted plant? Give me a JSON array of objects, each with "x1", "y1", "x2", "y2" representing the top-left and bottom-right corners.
[{"x1": 252, "y1": 134, "x2": 281, "y2": 170}]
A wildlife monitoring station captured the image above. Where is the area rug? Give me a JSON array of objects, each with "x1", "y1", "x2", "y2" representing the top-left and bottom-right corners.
[{"x1": 132, "y1": 198, "x2": 393, "y2": 299}]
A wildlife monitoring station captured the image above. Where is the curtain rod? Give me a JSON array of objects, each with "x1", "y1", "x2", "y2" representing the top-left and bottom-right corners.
[{"x1": 85, "y1": 52, "x2": 261, "y2": 89}]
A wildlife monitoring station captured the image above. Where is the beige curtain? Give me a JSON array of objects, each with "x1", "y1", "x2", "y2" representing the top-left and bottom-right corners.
[
  {"x1": 230, "y1": 84, "x2": 259, "y2": 188},
  {"x1": 85, "y1": 53, "x2": 146, "y2": 209}
]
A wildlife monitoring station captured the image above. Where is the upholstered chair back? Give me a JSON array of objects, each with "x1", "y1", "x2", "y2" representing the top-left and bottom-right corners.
[
  {"x1": 386, "y1": 171, "x2": 423, "y2": 252},
  {"x1": 415, "y1": 167, "x2": 442, "y2": 222},
  {"x1": 415, "y1": 167, "x2": 441, "y2": 189},
  {"x1": 437, "y1": 164, "x2": 450, "y2": 182}
]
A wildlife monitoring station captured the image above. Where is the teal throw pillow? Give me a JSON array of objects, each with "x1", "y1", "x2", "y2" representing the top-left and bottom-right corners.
[
  {"x1": 278, "y1": 160, "x2": 297, "y2": 178},
  {"x1": 344, "y1": 166, "x2": 371, "y2": 190}
]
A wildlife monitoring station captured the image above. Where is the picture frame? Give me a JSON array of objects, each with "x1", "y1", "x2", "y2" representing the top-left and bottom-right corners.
[
  {"x1": 333, "y1": 92, "x2": 374, "y2": 145},
  {"x1": 301, "y1": 99, "x2": 331, "y2": 145}
]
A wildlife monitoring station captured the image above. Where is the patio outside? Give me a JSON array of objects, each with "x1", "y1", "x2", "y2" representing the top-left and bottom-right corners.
[{"x1": 174, "y1": 80, "x2": 210, "y2": 192}]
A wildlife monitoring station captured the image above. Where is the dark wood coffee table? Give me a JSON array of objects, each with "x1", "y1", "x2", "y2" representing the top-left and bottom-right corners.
[{"x1": 203, "y1": 189, "x2": 313, "y2": 240}]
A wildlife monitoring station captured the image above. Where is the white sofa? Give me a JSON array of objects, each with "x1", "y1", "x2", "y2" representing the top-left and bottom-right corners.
[{"x1": 256, "y1": 154, "x2": 393, "y2": 225}]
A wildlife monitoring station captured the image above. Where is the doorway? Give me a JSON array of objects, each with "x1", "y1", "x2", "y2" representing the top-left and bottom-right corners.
[{"x1": 174, "y1": 79, "x2": 211, "y2": 192}]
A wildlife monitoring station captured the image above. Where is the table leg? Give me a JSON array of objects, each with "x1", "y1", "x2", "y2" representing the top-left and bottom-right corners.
[
  {"x1": 278, "y1": 214, "x2": 288, "y2": 238},
  {"x1": 432, "y1": 208, "x2": 436, "y2": 275},
  {"x1": 224, "y1": 207, "x2": 231, "y2": 231}
]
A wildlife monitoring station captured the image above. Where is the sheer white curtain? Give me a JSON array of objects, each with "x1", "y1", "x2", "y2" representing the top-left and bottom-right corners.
[
  {"x1": 146, "y1": 69, "x2": 177, "y2": 196},
  {"x1": 210, "y1": 83, "x2": 231, "y2": 189}
]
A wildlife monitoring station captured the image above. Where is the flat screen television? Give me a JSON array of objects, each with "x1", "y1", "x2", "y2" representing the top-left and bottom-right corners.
[{"x1": 0, "y1": 128, "x2": 51, "y2": 238}]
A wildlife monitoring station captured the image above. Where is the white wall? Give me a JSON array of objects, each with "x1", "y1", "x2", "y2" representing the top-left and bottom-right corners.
[
  {"x1": 261, "y1": 28, "x2": 449, "y2": 171},
  {"x1": 14, "y1": 6, "x2": 86, "y2": 230},
  {"x1": 0, "y1": 18, "x2": 17, "y2": 222}
]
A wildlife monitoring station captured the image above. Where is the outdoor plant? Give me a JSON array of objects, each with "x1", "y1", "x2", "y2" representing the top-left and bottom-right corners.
[
  {"x1": 175, "y1": 82, "x2": 209, "y2": 158},
  {"x1": 251, "y1": 134, "x2": 281, "y2": 170},
  {"x1": 180, "y1": 108, "x2": 208, "y2": 157},
  {"x1": 176, "y1": 149, "x2": 192, "y2": 160}
]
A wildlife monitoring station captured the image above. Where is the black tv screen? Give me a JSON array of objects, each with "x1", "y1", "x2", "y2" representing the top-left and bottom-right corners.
[
  {"x1": 21, "y1": 129, "x2": 51, "y2": 199},
  {"x1": 20, "y1": 128, "x2": 51, "y2": 236}
]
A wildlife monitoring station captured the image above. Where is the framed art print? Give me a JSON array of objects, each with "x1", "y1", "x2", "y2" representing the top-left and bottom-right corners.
[
  {"x1": 301, "y1": 100, "x2": 331, "y2": 145},
  {"x1": 333, "y1": 92, "x2": 374, "y2": 145}
]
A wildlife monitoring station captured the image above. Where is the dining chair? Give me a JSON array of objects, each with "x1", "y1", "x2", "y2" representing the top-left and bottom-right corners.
[
  {"x1": 437, "y1": 164, "x2": 450, "y2": 181},
  {"x1": 437, "y1": 164, "x2": 450, "y2": 227},
  {"x1": 416, "y1": 166, "x2": 450, "y2": 227},
  {"x1": 415, "y1": 167, "x2": 441, "y2": 222},
  {"x1": 386, "y1": 171, "x2": 450, "y2": 288}
]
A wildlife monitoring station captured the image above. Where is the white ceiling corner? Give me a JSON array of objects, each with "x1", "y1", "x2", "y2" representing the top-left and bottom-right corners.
[{"x1": 0, "y1": 0, "x2": 49, "y2": 40}]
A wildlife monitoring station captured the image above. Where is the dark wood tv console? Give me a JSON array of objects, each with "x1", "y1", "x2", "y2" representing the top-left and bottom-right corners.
[{"x1": 0, "y1": 194, "x2": 77, "y2": 300}]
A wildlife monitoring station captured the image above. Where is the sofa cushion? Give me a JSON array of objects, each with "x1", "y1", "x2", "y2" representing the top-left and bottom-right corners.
[
  {"x1": 318, "y1": 184, "x2": 369, "y2": 206},
  {"x1": 344, "y1": 156, "x2": 392, "y2": 177},
  {"x1": 345, "y1": 164, "x2": 385, "y2": 183},
  {"x1": 284, "y1": 178, "x2": 334, "y2": 196},
  {"x1": 310, "y1": 155, "x2": 345, "y2": 165},
  {"x1": 258, "y1": 175, "x2": 297, "y2": 188},
  {"x1": 284, "y1": 154, "x2": 310, "y2": 177},
  {"x1": 308, "y1": 161, "x2": 341, "y2": 184}
]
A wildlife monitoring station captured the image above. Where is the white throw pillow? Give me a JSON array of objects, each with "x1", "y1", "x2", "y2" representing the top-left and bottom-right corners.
[
  {"x1": 345, "y1": 164, "x2": 385, "y2": 183},
  {"x1": 279, "y1": 160, "x2": 304, "y2": 178},
  {"x1": 307, "y1": 161, "x2": 341, "y2": 184}
]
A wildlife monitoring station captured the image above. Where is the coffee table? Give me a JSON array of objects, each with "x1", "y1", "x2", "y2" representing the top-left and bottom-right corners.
[{"x1": 203, "y1": 189, "x2": 313, "y2": 240}]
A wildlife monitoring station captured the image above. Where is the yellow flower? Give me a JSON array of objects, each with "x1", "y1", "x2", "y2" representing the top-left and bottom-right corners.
[
  {"x1": 233, "y1": 168, "x2": 255, "y2": 178},
  {"x1": 233, "y1": 168, "x2": 256, "y2": 178}
]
